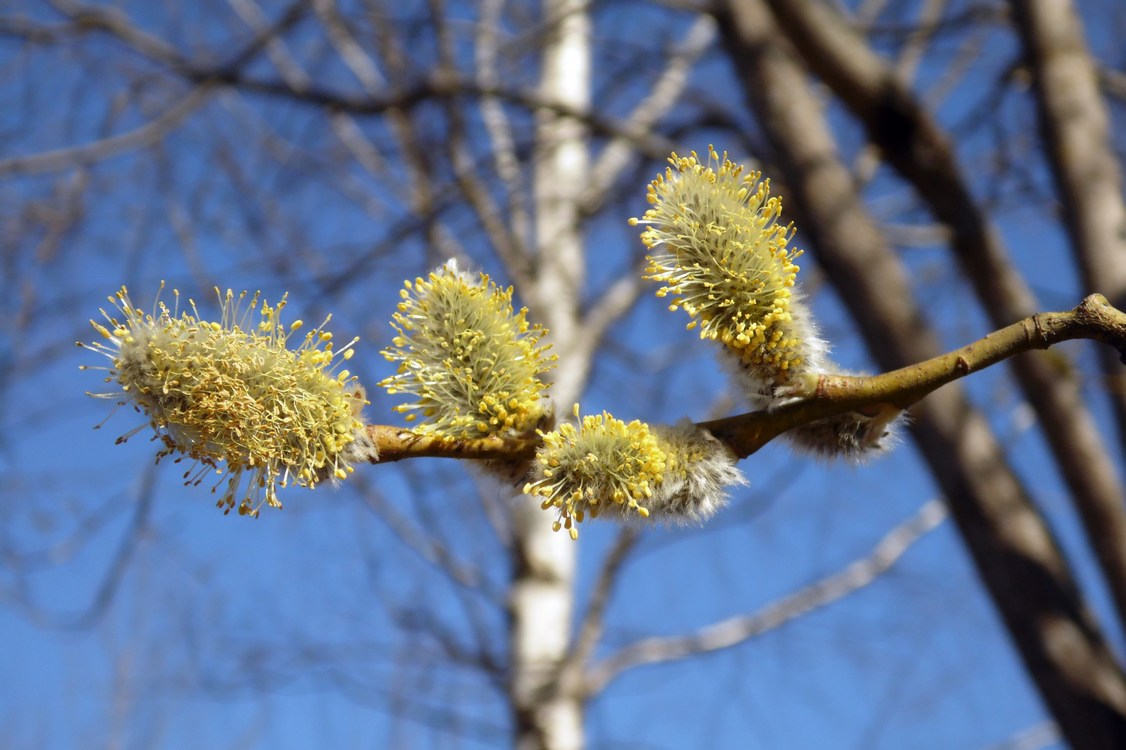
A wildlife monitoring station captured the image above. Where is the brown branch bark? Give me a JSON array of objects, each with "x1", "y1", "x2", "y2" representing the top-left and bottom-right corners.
[
  {"x1": 705, "y1": 294, "x2": 1126, "y2": 458},
  {"x1": 1009, "y1": 0, "x2": 1126, "y2": 465},
  {"x1": 713, "y1": 2, "x2": 1126, "y2": 747}
]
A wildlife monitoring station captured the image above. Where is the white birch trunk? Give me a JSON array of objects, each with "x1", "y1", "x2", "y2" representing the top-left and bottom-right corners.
[{"x1": 508, "y1": 0, "x2": 590, "y2": 747}]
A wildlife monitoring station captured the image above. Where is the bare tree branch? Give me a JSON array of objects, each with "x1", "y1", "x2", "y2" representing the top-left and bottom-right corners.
[
  {"x1": 562, "y1": 527, "x2": 639, "y2": 694},
  {"x1": 312, "y1": 0, "x2": 386, "y2": 95},
  {"x1": 581, "y1": 15, "x2": 716, "y2": 215},
  {"x1": 0, "y1": 88, "x2": 209, "y2": 176},
  {"x1": 354, "y1": 475, "x2": 491, "y2": 594},
  {"x1": 764, "y1": 0, "x2": 1126, "y2": 654},
  {"x1": 363, "y1": 294, "x2": 1126, "y2": 463},
  {"x1": 508, "y1": 0, "x2": 591, "y2": 746},
  {"x1": 584, "y1": 499, "x2": 946, "y2": 694},
  {"x1": 716, "y1": 2, "x2": 1126, "y2": 745},
  {"x1": 227, "y1": 0, "x2": 312, "y2": 92},
  {"x1": 475, "y1": 0, "x2": 533, "y2": 271},
  {"x1": 1010, "y1": 0, "x2": 1126, "y2": 465}
]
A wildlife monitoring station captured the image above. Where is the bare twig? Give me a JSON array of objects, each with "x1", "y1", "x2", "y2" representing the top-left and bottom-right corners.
[
  {"x1": 763, "y1": 0, "x2": 1126, "y2": 652},
  {"x1": 563, "y1": 528, "x2": 640, "y2": 689},
  {"x1": 1011, "y1": 0, "x2": 1126, "y2": 465},
  {"x1": 227, "y1": 0, "x2": 312, "y2": 92},
  {"x1": 475, "y1": 0, "x2": 534, "y2": 271},
  {"x1": 312, "y1": 0, "x2": 386, "y2": 95},
  {"x1": 717, "y1": 3, "x2": 1126, "y2": 744},
  {"x1": 583, "y1": 499, "x2": 947, "y2": 694},
  {"x1": 581, "y1": 15, "x2": 716, "y2": 215},
  {"x1": 0, "y1": 88, "x2": 209, "y2": 176}
]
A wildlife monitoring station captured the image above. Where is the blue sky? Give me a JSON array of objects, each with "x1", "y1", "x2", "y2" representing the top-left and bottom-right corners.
[{"x1": 4, "y1": 1, "x2": 1123, "y2": 747}]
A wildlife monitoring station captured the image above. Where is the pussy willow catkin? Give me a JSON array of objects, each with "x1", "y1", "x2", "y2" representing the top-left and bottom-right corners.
[
  {"x1": 80, "y1": 284, "x2": 374, "y2": 517},
  {"x1": 633, "y1": 148, "x2": 901, "y2": 459}
]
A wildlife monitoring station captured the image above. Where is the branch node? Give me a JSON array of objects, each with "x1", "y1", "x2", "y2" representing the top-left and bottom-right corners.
[
  {"x1": 1029, "y1": 312, "x2": 1050, "y2": 349},
  {"x1": 814, "y1": 373, "x2": 829, "y2": 398}
]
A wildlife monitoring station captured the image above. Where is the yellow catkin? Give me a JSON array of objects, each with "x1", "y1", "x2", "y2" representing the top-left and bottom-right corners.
[
  {"x1": 79, "y1": 284, "x2": 370, "y2": 517},
  {"x1": 379, "y1": 259, "x2": 555, "y2": 438},
  {"x1": 524, "y1": 406, "x2": 667, "y2": 538},
  {"x1": 631, "y1": 147, "x2": 817, "y2": 395}
]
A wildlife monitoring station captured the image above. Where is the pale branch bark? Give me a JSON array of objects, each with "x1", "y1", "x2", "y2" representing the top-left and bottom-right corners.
[
  {"x1": 37, "y1": 1, "x2": 674, "y2": 157},
  {"x1": 58, "y1": 5, "x2": 676, "y2": 164},
  {"x1": 856, "y1": 4, "x2": 983, "y2": 185},
  {"x1": 583, "y1": 499, "x2": 947, "y2": 695},
  {"x1": 443, "y1": 93, "x2": 533, "y2": 292},
  {"x1": 428, "y1": 0, "x2": 531, "y2": 290},
  {"x1": 50, "y1": 0, "x2": 309, "y2": 73},
  {"x1": 553, "y1": 529, "x2": 640, "y2": 706},
  {"x1": 713, "y1": 2, "x2": 1126, "y2": 748},
  {"x1": 762, "y1": 0, "x2": 1126, "y2": 652},
  {"x1": 891, "y1": 0, "x2": 947, "y2": 83},
  {"x1": 353, "y1": 475, "x2": 490, "y2": 593},
  {"x1": 1009, "y1": 0, "x2": 1126, "y2": 466},
  {"x1": 7, "y1": 463, "x2": 155, "y2": 630},
  {"x1": 575, "y1": 272, "x2": 646, "y2": 366},
  {"x1": 365, "y1": 17, "x2": 450, "y2": 265},
  {"x1": 1100, "y1": 66, "x2": 1126, "y2": 102},
  {"x1": 986, "y1": 721, "x2": 1062, "y2": 750},
  {"x1": 42, "y1": 1, "x2": 187, "y2": 66},
  {"x1": 327, "y1": 112, "x2": 397, "y2": 195},
  {"x1": 363, "y1": 294, "x2": 1126, "y2": 463},
  {"x1": 227, "y1": 0, "x2": 312, "y2": 93}
]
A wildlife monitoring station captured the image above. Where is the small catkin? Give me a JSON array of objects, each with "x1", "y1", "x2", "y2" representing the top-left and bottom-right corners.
[{"x1": 524, "y1": 408, "x2": 745, "y2": 539}]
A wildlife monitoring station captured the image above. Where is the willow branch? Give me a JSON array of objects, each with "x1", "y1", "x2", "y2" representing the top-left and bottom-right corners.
[
  {"x1": 366, "y1": 293, "x2": 1126, "y2": 463},
  {"x1": 1010, "y1": 0, "x2": 1126, "y2": 466},
  {"x1": 706, "y1": 293, "x2": 1126, "y2": 458},
  {"x1": 366, "y1": 426, "x2": 539, "y2": 463}
]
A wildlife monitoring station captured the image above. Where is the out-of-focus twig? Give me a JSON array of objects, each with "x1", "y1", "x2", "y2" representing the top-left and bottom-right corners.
[{"x1": 584, "y1": 499, "x2": 947, "y2": 694}]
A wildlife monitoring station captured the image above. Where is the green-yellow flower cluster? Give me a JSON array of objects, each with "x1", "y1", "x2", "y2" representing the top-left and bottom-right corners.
[
  {"x1": 80, "y1": 285, "x2": 371, "y2": 517},
  {"x1": 380, "y1": 260, "x2": 555, "y2": 438},
  {"x1": 524, "y1": 406, "x2": 666, "y2": 539},
  {"x1": 632, "y1": 147, "x2": 901, "y2": 459},
  {"x1": 631, "y1": 147, "x2": 819, "y2": 399}
]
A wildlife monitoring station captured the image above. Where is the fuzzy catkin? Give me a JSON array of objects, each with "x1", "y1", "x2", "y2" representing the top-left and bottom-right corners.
[
  {"x1": 524, "y1": 409, "x2": 746, "y2": 538},
  {"x1": 640, "y1": 421, "x2": 746, "y2": 523},
  {"x1": 80, "y1": 285, "x2": 374, "y2": 516},
  {"x1": 784, "y1": 402, "x2": 904, "y2": 459},
  {"x1": 379, "y1": 259, "x2": 555, "y2": 439},
  {"x1": 633, "y1": 147, "x2": 903, "y2": 460}
]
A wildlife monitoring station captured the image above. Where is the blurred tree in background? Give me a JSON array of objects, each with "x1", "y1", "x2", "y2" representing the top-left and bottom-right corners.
[{"x1": 3, "y1": 0, "x2": 1126, "y2": 748}]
